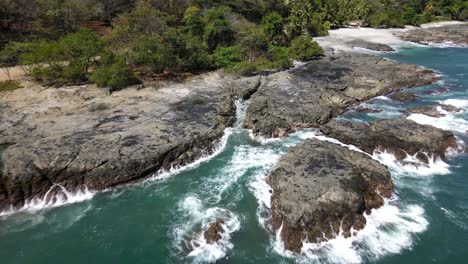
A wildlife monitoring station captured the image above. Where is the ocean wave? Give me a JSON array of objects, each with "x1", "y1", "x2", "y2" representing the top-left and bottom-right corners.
[
  {"x1": 407, "y1": 112, "x2": 468, "y2": 133},
  {"x1": 439, "y1": 99, "x2": 468, "y2": 109},
  {"x1": 173, "y1": 195, "x2": 241, "y2": 263},
  {"x1": 271, "y1": 197, "x2": 428, "y2": 264},
  {"x1": 0, "y1": 184, "x2": 95, "y2": 217},
  {"x1": 373, "y1": 150, "x2": 451, "y2": 177}
]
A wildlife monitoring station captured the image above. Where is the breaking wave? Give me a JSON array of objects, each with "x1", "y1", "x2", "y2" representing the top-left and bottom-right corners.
[{"x1": 0, "y1": 184, "x2": 95, "y2": 217}]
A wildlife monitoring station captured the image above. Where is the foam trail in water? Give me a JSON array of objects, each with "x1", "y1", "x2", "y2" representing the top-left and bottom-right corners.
[
  {"x1": 173, "y1": 195, "x2": 241, "y2": 263},
  {"x1": 0, "y1": 184, "x2": 95, "y2": 217}
]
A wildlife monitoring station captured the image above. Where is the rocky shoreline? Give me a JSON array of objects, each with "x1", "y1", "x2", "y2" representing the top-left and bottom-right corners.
[{"x1": 0, "y1": 22, "x2": 466, "y2": 256}]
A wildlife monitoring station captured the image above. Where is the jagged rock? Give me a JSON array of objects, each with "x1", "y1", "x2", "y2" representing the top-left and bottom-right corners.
[
  {"x1": 244, "y1": 52, "x2": 437, "y2": 138},
  {"x1": 204, "y1": 219, "x2": 225, "y2": 243},
  {"x1": 320, "y1": 118, "x2": 458, "y2": 163},
  {"x1": 269, "y1": 139, "x2": 393, "y2": 253},
  {"x1": 347, "y1": 39, "x2": 395, "y2": 52},
  {"x1": 398, "y1": 23, "x2": 468, "y2": 46},
  {"x1": 405, "y1": 104, "x2": 461, "y2": 117},
  {"x1": 0, "y1": 72, "x2": 257, "y2": 211},
  {"x1": 354, "y1": 106, "x2": 383, "y2": 113},
  {"x1": 389, "y1": 92, "x2": 417, "y2": 102}
]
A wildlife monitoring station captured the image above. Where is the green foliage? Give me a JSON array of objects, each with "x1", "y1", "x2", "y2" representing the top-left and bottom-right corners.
[
  {"x1": 184, "y1": 6, "x2": 205, "y2": 37},
  {"x1": 262, "y1": 12, "x2": 285, "y2": 45},
  {"x1": 129, "y1": 36, "x2": 172, "y2": 73},
  {"x1": 211, "y1": 46, "x2": 243, "y2": 68},
  {"x1": 204, "y1": 7, "x2": 235, "y2": 51},
  {"x1": 90, "y1": 52, "x2": 139, "y2": 91},
  {"x1": 289, "y1": 36, "x2": 324, "y2": 61},
  {"x1": 0, "y1": 80, "x2": 22, "y2": 92},
  {"x1": 60, "y1": 29, "x2": 103, "y2": 73}
]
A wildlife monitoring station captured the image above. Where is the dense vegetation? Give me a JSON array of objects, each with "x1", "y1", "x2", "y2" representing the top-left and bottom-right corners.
[{"x1": 1, "y1": 0, "x2": 466, "y2": 89}]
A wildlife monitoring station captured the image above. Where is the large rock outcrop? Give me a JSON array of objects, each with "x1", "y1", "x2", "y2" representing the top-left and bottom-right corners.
[
  {"x1": 397, "y1": 23, "x2": 468, "y2": 46},
  {"x1": 0, "y1": 72, "x2": 250, "y2": 211},
  {"x1": 320, "y1": 119, "x2": 459, "y2": 163},
  {"x1": 244, "y1": 53, "x2": 437, "y2": 137},
  {"x1": 269, "y1": 139, "x2": 393, "y2": 253}
]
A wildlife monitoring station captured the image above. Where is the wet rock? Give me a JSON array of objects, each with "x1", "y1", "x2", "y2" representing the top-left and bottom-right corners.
[
  {"x1": 389, "y1": 92, "x2": 417, "y2": 102},
  {"x1": 354, "y1": 106, "x2": 383, "y2": 113},
  {"x1": 398, "y1": 23, "x2": 468, "y2": 46},
  {"x1": 320, "y1": 118, "x2": 459, "y2": 163},
  {"x1": 245, "y1": 52, "x2": 437, "y2": 138},
  {"x1": 347, "y1": 39, "x2": 395, "y2": 52},
  {"x1": 204, "y1": 219, "x2": 225, "y2": 243},
  {"x1": 269, "y1": 139, "x2": 393, "y2": 253},
  {"x1": 0, "y1": 72, "x2": 249, "y2": 211},
  {"x1": 405, "y1": 104, "x2": 461, "y2": 117}
]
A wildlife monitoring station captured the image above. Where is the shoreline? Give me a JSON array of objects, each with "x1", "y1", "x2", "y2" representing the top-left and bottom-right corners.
[
  {"x1": 315, "y1": 21, "x2": 468, "y2": 53},
  {"x1": 3, "y1": 22, "x2": 464, "y2": 217}
]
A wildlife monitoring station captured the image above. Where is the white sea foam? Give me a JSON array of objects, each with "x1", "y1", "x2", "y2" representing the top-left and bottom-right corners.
[
  {"x1": 173, "y1": 195, "x2": 241, "y2": 263},
  {"x1": 0, "y1": 184, "x2": 95, "y2": 217},
  {"x1": 149, "y1": 128, "x2": 234, "y2": 182},
  {"x1": 407, "y1": 113, "x2": 468, "y2": 133},
  {"x1": 271, "y1": 197, "x2": 428, "y2": 264},
  {"x1": 205, "y1": 144, "x2": 281, "y2": 204},
  {"x1": 440, "y1": 99, "x2": 468, "y2": 109},
  {"x1": 373, "y1": 150, "x2": 451, "y2": 177}
]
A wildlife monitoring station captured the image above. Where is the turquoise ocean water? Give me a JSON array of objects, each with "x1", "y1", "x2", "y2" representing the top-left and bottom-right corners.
[{"x1": 1, "y1": 46, "x2": 467, "y2": 264}]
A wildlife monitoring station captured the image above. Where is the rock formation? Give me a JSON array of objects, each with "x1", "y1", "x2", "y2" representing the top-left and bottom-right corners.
[
  {"x1": 320, "y1": 119, "x2": 459, "y2": 163},
  {"x1": 398, "y1": 23, "x2": 468, "y2": 46},
  {"x1": 269, "y1": 139, "x2": 393, "y2": 252},
  {"x1": 244, "y1": 53, "x2": 437, "y2": 138}
]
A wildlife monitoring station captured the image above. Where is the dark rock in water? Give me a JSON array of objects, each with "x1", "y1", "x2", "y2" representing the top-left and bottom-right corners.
[
  {"x1": 405, "y1": 104, "x2": 461, "y2": 117},
  {"x1": 398, "y1": 23, "x2": 468, "y2": 46},
  {"x1": 389, "y1": 92, "x2": 417, "y2": 102},
  {"x1": 245, "y1": 52, "x2": 437, "y2": 138},
  {"x1": 269, "y1": 139, "x2": 393, "y2": 253},
  {"x1": 204, "y1": 219, "x2": 225, "y2": 243},
  {"x1": 354, "y1": 106, "x2": 383, "y2": 113},
  {"x1": 320, "y1": 119, "x2": 459, "y2": 163},
  {"x1": 0, "y1": 72, "x2": 256, "y2": 211},
  {"x1": 347, "y1": 39, "x2": 395, "y2": 52},
  {"x1": 423, "y1": 86, "x2": 449, "y2": 95}
]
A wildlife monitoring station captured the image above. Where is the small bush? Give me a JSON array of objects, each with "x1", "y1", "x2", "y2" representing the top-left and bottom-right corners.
[
  {"x1": 289, "y1": 36, "x2": 324, "y2": 61},
  {"x1": 0, "y1": 80, "x2": 22, "y2": 92},
  {"x1": 211, "y1": 46, "x2": 243, "y2": 68},
  {"x1": 90, "y1": 53, "x2": 139, "y2": 91}
]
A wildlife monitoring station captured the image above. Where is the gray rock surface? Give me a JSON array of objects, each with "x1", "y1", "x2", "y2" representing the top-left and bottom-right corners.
[
  {"x1": 398, "y1": 23, "x2": 468, "y2": 46},
  {"x1": 0, "y1": 73, "x2": 246, "y2": 210},
  {"x1": 320, "y1": 118, "x2": 459, "y2": 163},
  {"x1": 269, "y1": 139, "x2": 393, "y2": 252},
  {"x1": 405, "y1": 104, "x2": 461, "y2": 117},
  {"x1": 244, "y1": 53, "x2": 438, "y2": 137},
  {"x1": 389, "y1": 92, "x2": 417, "y2": 102},
  {"x1": 347, "y1": 39, "x2": 395, "y2": 51}
]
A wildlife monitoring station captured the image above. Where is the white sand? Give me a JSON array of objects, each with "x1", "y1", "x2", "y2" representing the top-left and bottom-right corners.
[
  {"x1": 315, "y1": 27, "x2": 407, "y2": 52},
  {"x1": 315, "y1": 21, "x2": 466, "y2": 52}
]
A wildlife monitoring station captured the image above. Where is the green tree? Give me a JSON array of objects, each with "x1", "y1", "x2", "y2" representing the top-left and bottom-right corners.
[
  {"x1": 90, "y1": 52, "x2": 139, "y2": 91},
  {"x1": 289, "y1": 36, "x2": 323, "y2": 60},
  {"x1": 262, "y1": 12, "x2": 285, "y2": 45},
  {"x1": 204, "y1": 7, "x2": 234, "y2": 51},
  {"x1": 211, "y1": 46, "x2": 243, "y2": 68}
]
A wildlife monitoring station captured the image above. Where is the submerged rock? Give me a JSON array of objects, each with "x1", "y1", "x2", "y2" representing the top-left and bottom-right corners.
[
  {"x1": 204, "y1": 219, "x2": 225, "y2": 244},
  {"x1": 398, "y1": 23, "x2": 468, "y2": 46},
  {"x1": 244, "y1": 52, "x2": 437, "y2": 138},
  {"x1": 269, "y1": 139, "x2": 393, "y2": 253},
  {"x1": 347, "y1": 39, "x2": 395, "y2": 52},
  {"x1": 354, "y1": 106, "x2": 383, "y2": 113},
  {"x1": 389, "y1": 92, "x2": 417, "y2": 102},
  {"x1": 320, "y1": 119, "x2": 458, "y2": 163}
]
